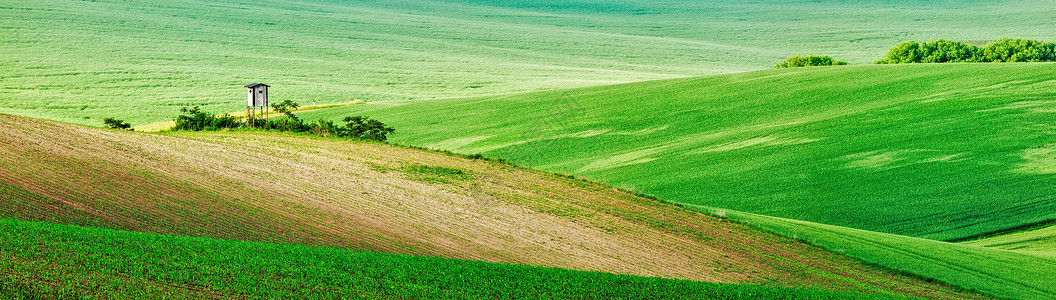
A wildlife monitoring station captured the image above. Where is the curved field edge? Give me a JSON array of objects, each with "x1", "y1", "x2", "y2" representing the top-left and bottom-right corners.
[
  {"x1": 297, "y1": 63, "x2": 1056, "y2": 242},
  {"x1": 0, "y1": 114, "x2": 981, "y2": 299},
  {"x1": 963, "y1": 224, "x2": 1056, "y2": 254},
  {"x1": 0, "y1": 219, "x2": 926, "y2": 300},
  {"x1": 684, "y1": 205, "x2": 1056, "y2": 300}
]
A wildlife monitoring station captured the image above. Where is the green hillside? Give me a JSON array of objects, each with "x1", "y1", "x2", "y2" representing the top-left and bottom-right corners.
[
  {"x1": 301, "y1": 63, "x2": 1056, "y2": 241},
  {"x1": 1, "y1": 218, "x2": 928, "y2": 300},
  {"x1": 299, "y1": 63, "x2": 1056, "y2": 299},
  {"x1": 4, "y1": 0, "x2": 1056, "y2": 126}
]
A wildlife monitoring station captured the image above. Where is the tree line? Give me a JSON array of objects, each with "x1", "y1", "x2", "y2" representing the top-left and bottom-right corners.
[
  {"x1": 775, "y1": 37, "x2": 1056, "y2": 68},
  {"x1": 876, "y1": 38, "x2": 1056, "y2": 64}
]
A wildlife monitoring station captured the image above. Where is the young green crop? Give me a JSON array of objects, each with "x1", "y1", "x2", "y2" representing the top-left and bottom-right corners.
[{"x1": 0, "y1": 219, "x2": 920, "y2": 300}]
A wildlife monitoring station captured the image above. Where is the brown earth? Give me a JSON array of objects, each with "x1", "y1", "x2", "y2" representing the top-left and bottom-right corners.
[{"x1": 0, "y1": 114, "x2": 987, "y2": 299}]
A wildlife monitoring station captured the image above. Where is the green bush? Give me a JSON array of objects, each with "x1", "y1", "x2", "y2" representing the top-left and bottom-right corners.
[
  {"x1": 255, "y1": 99, "x2": 306, "y2": 132},
  {"x1": 171, "y1": 106, "x2": 242, "y2": 131},
  {"x1": 102, "y1": 118, "x2": 132, "y2": 130},
  {"x1": 774, "y1": 55, "x2": 849, "y2": 68},
  {"x1": 262, "y1": 115, "x2": 305, "y2": 132},
  {"x1": 308, "y1": 119, "x2": 339, "y2": 136},
  {"x1": 875, "y1": 41, "x2": 923, "y2": 64}
]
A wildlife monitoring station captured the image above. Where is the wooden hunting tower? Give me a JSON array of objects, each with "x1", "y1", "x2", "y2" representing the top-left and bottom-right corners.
[
  {"x1": 246, "y1": 83, "x2": 269, "y2": 107},
  {"x1": 245, "y1": 83, "x2": 269, "y2": 127}
]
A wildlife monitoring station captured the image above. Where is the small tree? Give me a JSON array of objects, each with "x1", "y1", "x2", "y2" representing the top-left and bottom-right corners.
[
  {"x1": 271, "y1": 100, "x2": 301, "y2": 121},
  {"x1": 267, "y1": 100, "x2": 305, "y2": 132},
  {"x1": 338, "y1": 116, "x2": 395, "y2": 142},
  {"x1": 774, "y1": 55, "x2": 849, "y2": 68},
  {"x1": 103, "y1": 118, "x2": 132, "y2": 130}
]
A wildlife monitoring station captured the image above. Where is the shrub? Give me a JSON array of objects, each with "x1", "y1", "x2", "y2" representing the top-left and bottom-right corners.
[
  {"x1": 774, "y1": 55, "x2": 849, "y2": 68},
  {"x1": 308, "y1": 119, "x2": 338, "y2": 136},
  {"x1": 264, "y1": 115, "x2": 305, "y2": 132},
  {"x1": 102, "y1": 118, "x2": 132, "y2": 130},
  {"x1": 172, "y1": 106, "x2": 242, "y2": 131},
  {"x1": 255, "y1": 99, "x2": 306, "y2": 132}
]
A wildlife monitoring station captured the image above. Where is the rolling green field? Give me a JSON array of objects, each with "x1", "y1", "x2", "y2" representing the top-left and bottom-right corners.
[
  {"x1": 0, "y1": 218, "x2": 925, "y2": 300},
  {"x1": 4, "y1": 0, "x2": 1056, "y2": 126},
  {"x1": 5, "y1": 0, "x2": 1056, "y2": 299},
  {"x1": 299, "y1": 63, "x2": 1056, "y2": 299},
  {"x1": 300, "y1": 63, "x2": 1056, "y2": 241}
]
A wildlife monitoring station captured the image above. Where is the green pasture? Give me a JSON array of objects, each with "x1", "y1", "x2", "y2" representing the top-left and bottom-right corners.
[
  {"x1": 4, "y1": 0, "x2": 1056, "y2": 126},
  {"x1": 300, "y1": 63, "x2": 1056, "y2": 242},
  {"x1": 0, "y1": 218, "x2": 918, "y2": 300}
]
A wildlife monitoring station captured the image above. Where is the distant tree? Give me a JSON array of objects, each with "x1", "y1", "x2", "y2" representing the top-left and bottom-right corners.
[
  {"x1": 774, "y1": 55, "x2": 849, "y2": 68},
  {"x1": 103, "y1": 118, "x2": 132, "y2": 130},
  {"x1": 876, "y1": 41, "x2": 922, "y2": 64},
  {"x1": 877, "y1": 38, "x2": 1056, "y2": 64}
]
